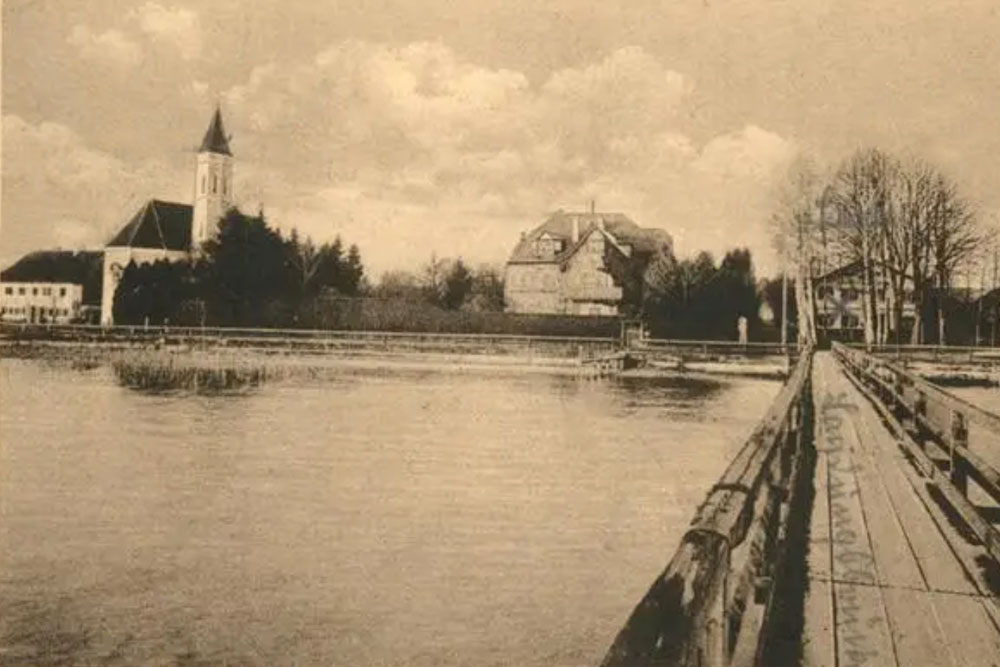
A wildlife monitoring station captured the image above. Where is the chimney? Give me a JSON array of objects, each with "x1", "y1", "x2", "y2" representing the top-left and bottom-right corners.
[{"x1": 571, "y1": 216, "x2": 580, "y2": 243}]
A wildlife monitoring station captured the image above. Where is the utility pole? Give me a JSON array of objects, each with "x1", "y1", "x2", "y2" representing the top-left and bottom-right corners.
[
  {"x1": 993, "y1": 245, "x2": 998, "y2": 347},
  {"x1": 781, "y1": 269, "x2": 788, "y2": 349}
]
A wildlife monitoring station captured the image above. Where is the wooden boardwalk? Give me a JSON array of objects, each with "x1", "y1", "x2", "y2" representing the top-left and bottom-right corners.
[{"x1": 805, "y1": 352, "x2": 1000, "y2": 667}]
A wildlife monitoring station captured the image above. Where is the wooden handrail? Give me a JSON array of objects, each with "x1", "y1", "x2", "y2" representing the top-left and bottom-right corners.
[
  {"x1": 601, "y1": 349, "x2": 814, "y2": 667},
  {"x1": 832, "y1": 342, "x2": 1000, "y2": 560}
]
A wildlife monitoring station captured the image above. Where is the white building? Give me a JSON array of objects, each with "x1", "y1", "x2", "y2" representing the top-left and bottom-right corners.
[
  {"x1": 100, "y1": 107, "x2": 234, "y2": 324},
  {"x1": 0, "y1": 281, "x2": 83, "y2": 324},
  {"x1": 0, "y1": 250, "x2": 102, "y2": 323}
]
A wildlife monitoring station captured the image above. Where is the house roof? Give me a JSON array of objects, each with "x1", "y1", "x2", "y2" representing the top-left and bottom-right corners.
[
  {"x1": 1, "y1": 250, "x2": 104, "y2": 303},
  {"x1": 106, "y1": 199, "x2": 192, "y2": 251},
  {"x1": 507, "y1": 210, "x2": 673, "y2": 265},
  {"x1": 815, "y1": 260, "x2": 862, "y2": 282},
  {"x1": 200, "y1": 107, "x2": 232, "y2": 156}
]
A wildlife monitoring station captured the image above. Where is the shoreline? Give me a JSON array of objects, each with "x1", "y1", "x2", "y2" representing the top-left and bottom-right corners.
[{"x1": 0, "y1": 338, "x2": 791, "y2": 381}]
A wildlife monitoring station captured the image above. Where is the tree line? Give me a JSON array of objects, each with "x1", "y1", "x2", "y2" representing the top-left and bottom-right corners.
[
  {"x1": 113, "y1": 208, "x2": 364, "y2": 327},
  {"x1": 641, "y1": 248, "x2": 763, "y2": 340},
  {"x1": 371, "y1": 253, "x2": 505, "y2": 312}
]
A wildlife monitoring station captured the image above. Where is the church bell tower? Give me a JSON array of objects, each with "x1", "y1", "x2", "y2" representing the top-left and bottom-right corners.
[{"x1": 191, "y1": 106, "x2": 233, "y2": 249}]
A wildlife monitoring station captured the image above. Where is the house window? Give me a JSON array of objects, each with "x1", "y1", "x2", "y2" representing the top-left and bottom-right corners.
[
  {"x1": 202, "y1": 175, "x2": 206, "y2": 194},
  {"x1": 842, "y1": 314, "x2": 861, "y2": 329},
  {"x1": 32, "y1": 288, "x2": 38, "y2": 296},
  {"x1": 43, "y1": 287, "x2": 52, "y2": 296},
  {"x1": 842, "y1": 288, "x2": 859, "y2": 301},
  {"x1": 18, "y1": 287, "x2": 25, "y2": 295},
  {"x1": 817, "y1": 285, "x2": 833, "y2": 299},
  {"x1": 212, "y1": 174, "x2": 218, "y2": 194},
  {"x1": 59, "y1": 287, "x2": 66, "y2": 297},
  {"x1": 3, "y1": 287, "x2": 10, "y2": 295}
]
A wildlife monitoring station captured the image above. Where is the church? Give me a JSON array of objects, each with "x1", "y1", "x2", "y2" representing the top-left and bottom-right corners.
[{"x1": 100, "y1": 108, "x2": 235, "y2": 325}]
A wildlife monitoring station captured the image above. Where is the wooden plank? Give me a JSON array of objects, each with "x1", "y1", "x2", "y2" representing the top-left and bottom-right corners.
[
  {"x1": 860, "y1": 439, "x2": 977, "y2": 595},
  {"x1": 808, "y1": 452, "x2": 832, "y2": 582},
  {"x1": 881, "y1": 588, "x2": 953, "y2": 667},
  {"x1": 814, "y1": 357, "x2": 879, "y2": 587},
  {"x1": 832, "y1": 581, "x2": 897, "y2": 667},
  {"x1": 928, "y1": 592, "x2": 1000, "y2": 667},
  {"x1": 802, "y1": 579, "x2": 836, "y2": 667},
  {"x1": 844, "y1": 411, "x2": 926, "y2": 589}
]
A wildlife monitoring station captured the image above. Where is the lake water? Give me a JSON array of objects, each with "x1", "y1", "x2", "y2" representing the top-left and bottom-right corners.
[
  {"x1": 951, "y1": 386, "x2": 999, "y2": 414},
  {"x1": 0, "y1": 356, "x2": 780, "y2": 666}
]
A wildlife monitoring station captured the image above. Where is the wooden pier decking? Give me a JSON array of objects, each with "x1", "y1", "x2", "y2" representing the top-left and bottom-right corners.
[{"x1": 805, "y1": 352, "x2": 1000, "y2": 667}]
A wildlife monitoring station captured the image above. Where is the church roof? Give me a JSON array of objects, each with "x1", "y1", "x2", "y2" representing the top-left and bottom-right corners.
[
  {"x1": 106, "y1": 199, "x2": 192, "y2": 251},
  {"x1": 507, "y1": 210, "x2": 673, "y2": 265},
  {"x1": 199, "y1": 107, "x2": 232, "y2": 156}
]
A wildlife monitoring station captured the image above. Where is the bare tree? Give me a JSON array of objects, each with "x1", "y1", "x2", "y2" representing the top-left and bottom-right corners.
[
  {"x1": 823, "y1": 149, "x2": 983, "y2": 345},
  {"x1": 770, "y1": 158, "x2": 823, "y2": 347}
]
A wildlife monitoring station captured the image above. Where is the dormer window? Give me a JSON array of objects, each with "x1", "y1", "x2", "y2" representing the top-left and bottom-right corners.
[{"x1": 533, "y1": 234, "x2": 563, "y2": 258}]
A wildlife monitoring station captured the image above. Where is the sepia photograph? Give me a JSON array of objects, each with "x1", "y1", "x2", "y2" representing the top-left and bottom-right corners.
[{"x1": 1, "y1": 1, "x2": 999, "y2": 665}]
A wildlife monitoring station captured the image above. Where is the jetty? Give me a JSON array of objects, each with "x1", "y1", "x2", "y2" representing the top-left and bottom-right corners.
[{"x1": 602, "y1": 343, "x2": 1000, "y2": 667}]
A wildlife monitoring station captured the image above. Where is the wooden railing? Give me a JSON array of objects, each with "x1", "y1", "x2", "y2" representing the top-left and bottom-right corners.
[
  {"x1": 0, "y1": 322, "x2": 616, "y2": 351},
  {"x1": 833, "y1": 342, "x2": 1000, "y2": 562},
  {"x1": 869, "y1": 343, "x2": 1000, "y2": 366},
  {"x1": 601, "y1": 349, "x2": 814, "y2": 667},
  {"x1": 640, "y1": 338, "x2": 792, "y2": 359}
]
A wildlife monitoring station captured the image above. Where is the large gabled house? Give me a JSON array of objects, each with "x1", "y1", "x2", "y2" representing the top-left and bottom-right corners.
[{"x1": 504, "y1": 209, "x2": 673, "y2": 316}]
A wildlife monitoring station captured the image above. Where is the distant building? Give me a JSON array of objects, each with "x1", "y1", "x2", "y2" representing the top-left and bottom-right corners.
[
  {"x1": 813, "y1": 260, "x2": 916, "y2": 342},
  {"x1": 100, "y1": 108, "x2": 234, "y2": 324},
  {"x1": 504, "y1": 210, "x2": 672, "y2": 316},
  {"x1": 0, "y1": 250, "x2": 103, "y2": 323}
]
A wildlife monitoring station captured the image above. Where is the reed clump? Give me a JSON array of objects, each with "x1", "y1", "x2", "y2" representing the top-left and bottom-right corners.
[{"x1": 111, "y1": 350, "x2": 279, "y2": 393}]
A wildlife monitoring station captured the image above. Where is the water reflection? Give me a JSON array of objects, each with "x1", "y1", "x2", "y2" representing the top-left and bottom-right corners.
[{"x1": 1, "y1": 356, "x2": 780, "y2": 666}]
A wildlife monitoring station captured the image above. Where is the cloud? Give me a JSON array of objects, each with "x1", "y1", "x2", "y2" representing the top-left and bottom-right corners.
[
  {"x1": 215, "y1": 42, "x2": 796, "y2": 276},
  {"x1": 694, "y1": 125, "x2": 798, "y2": 181},
  {"x1": 67, "y1": 25, "x2": 142, "y2": 67},
  {"x1": 0, "y1": 115, "x2": 181, "y2": 265},
  {"x1": 132, "y1": 2, "x2": 202, "y2": 60},
  {"x1": 66, "y1": 4, "x2": 201, "y2": 71}
]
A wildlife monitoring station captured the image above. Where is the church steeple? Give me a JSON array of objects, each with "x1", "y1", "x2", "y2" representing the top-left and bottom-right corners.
[
  {"x1": 191, "y1": 106, "x2": 234, "y2": 249},
  {"x1": 199, "y1": 106, "x2": 232, "y2": 156}
]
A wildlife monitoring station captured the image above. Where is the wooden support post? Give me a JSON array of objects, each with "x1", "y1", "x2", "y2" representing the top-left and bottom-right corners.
[
  {"x1": 913, "y1": 390, "x2": 927, "y2": 432},
  {"x1": 949, "y1": 410, "x2": 969, "y2": 496},
  {"x1": 699, "y1": 547, "x2": 730, "y2": 667}
]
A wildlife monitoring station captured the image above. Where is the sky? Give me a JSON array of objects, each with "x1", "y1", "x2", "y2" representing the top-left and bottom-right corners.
[{"x1": 3, "y1": 0, "x2": 1000, "y2": 279}]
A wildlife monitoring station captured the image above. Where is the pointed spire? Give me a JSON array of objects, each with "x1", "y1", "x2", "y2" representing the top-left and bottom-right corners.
[{"x1": 199, "y1": 105, "x2": 232, "y2": 156}]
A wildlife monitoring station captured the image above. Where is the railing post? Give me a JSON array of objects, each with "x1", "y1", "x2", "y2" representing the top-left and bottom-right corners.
[
  {"x1": 894, "y1": 372, "x2": 907, "y2": 416},
  {"x1": 913, "y1": 390, "x2": 927, "y2": 432},
  {"x1": 699, "y1": 544, "x2": 729, "y2": 667},
  {"x1": 949, "y1": 410, "x2": 969, "y2": 496}
]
